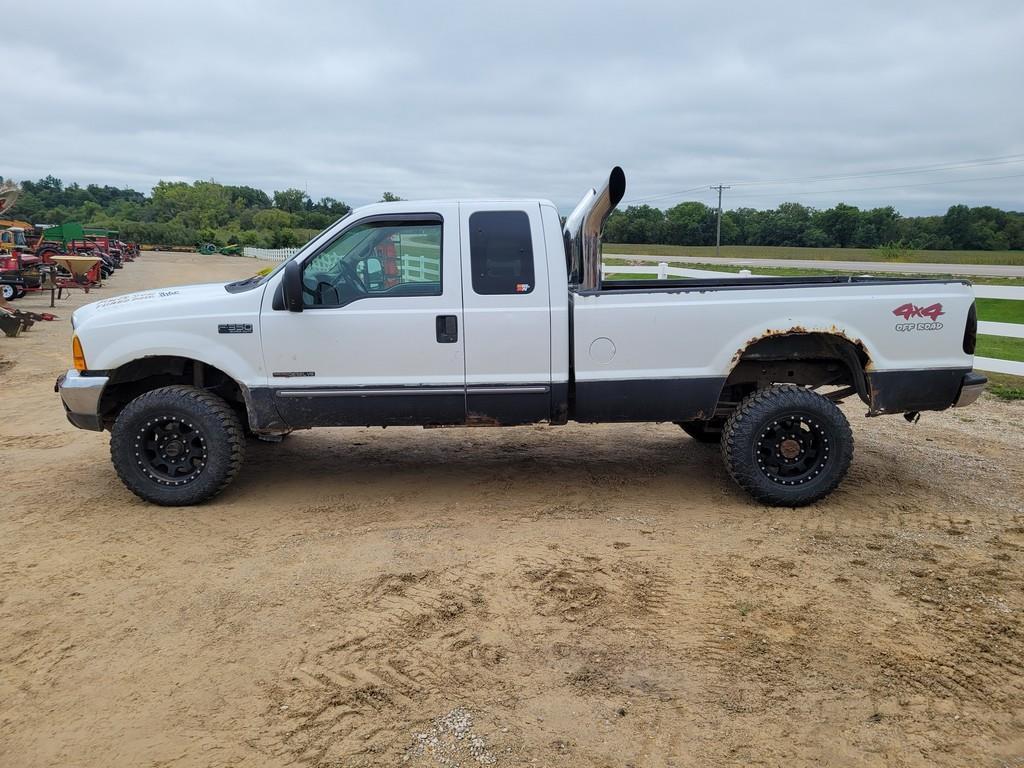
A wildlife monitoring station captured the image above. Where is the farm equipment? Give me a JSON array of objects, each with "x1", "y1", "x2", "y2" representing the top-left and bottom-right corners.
[
  {"x1": 0, "y1": 187, "x2": 122, "y2": 302},
  {"x1": 1, "y1": 222, "x2": 45, "y2": 299},
  {"x1": 0, "y1": 221, "x2": 30, "y2": 252},
  {"x1": 0, "y1": 270, "x2": 27, "y2": 300},
  {"x1": 0, "y1": 185, "x2": 46, "y2": 300},
  {"x1": 36, "y1": 223, "x2": 107, "y2": 285},
  {"x1": 0, "y1": 183, "x2": 138, "y2": 305},
  {"x1": 84, "y1": 228, "x2": 138, "y2": 264},
  {"x1": 0, "y1": 298, "x2": 56, "y2": 336},
  {"x1": 46, "y1": 254, "x2": 103, "y2": 294},
  {"x1": 0, "y1": 308, "x2": 26, "y2": 336},
  {"x1": 199, "y1": 242, "x2": 242, "y2": 256}
]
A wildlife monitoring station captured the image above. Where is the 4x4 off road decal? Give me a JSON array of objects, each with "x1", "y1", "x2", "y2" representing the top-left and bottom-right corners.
[{"x1": 893, "y1": 302, "x2": 944, "y2": 331}]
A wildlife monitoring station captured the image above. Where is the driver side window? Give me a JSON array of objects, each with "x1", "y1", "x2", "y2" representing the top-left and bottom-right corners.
[{"x1": 302, "y1": 218, "x2": 443, "y2": 307}]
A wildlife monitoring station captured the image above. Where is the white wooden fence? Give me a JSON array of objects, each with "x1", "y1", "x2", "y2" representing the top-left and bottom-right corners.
[
  {"x1": 242, "y1": 246, "x2": 299, "y2": 261},
  {"x1": 602, "y1": 261, "x2": 1024, "y2": 377}
]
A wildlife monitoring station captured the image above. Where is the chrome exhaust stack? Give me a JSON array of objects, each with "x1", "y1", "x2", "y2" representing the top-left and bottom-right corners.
[{"x1": 563, "y1": 166, "x2": 626, "y2": 291}]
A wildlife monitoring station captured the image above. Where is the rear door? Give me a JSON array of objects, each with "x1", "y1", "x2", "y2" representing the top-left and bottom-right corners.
[
  {"x1": 459, "y1": 203, "x2": 552, "y2": 424},
  {"x1": 259, "y1": 206, "x2": 467, "y2": 426}
]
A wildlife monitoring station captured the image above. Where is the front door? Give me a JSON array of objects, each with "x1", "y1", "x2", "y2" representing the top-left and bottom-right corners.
[
  {"x1": 459, "y1": 203, "x2": 552, "y2": 424},
  {"x1": 259, "y1": 206, "x2": 466, "y2": 426}
]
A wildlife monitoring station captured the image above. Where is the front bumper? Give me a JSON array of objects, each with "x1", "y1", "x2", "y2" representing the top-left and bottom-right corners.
[
  {"x1": 55, "y1": 369, "x2": 109, "y2": 431},
  {"x1": 954, "y1": 371, "x2": 987, "y2": 408}
]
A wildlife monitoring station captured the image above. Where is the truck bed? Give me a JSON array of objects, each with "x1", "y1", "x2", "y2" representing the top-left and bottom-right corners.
[{"x1": 569, "y1": 274, "x2": 977, "y2": 422}]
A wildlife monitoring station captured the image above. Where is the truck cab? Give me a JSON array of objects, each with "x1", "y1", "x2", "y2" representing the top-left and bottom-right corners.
[{"x1": 260, "y1": 201, "x2": 567, "y2": 429}]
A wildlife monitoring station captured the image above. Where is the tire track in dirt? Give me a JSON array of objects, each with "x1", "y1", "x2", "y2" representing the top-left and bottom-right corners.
[{"x1": 259, "y1": 544, "x2": 682, "y2": 766}]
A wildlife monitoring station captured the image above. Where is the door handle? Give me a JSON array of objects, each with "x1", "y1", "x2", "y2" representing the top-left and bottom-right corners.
[{"x1": 436, "y1": 315, "x2": 458, "y2": 343}]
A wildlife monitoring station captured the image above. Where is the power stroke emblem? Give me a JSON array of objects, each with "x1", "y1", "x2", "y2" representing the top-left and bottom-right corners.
[{"x1": 893, "y1": 302, "x2": 944, "y2": 332}]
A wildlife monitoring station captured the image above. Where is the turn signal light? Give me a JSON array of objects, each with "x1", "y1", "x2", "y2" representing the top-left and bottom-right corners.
[{"x1": 72, "y1": 335, "x2": 87, "y2": 371}]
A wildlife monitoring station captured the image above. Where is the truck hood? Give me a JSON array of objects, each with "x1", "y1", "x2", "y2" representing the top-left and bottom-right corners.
[{"x1": 72, "y1": 282, "x2": 237, "y2": 329}]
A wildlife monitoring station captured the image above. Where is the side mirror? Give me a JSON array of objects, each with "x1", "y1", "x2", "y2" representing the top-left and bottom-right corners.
[{"x1": 282, "y1": 260, "x2": 304, "y2": 312}]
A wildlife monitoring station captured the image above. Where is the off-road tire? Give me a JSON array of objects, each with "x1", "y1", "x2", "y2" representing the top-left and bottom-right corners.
[
  {"x1": 1, "y1": 283, "x2": 15, "y2": 300},
  {"x1": 721, "y1": 384, "x2": 853, "y2": 507},
  {"x1": 678, "y1": 418, "x2": 725, "y2": 443},
  {"x1": 110, "y1": 385, "x2": 245, "y2": 506}
]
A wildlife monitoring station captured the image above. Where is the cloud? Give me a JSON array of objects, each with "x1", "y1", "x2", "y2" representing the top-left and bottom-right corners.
[{"x1": 5, "y1": 0, "x2": 1023, "y2": 214}]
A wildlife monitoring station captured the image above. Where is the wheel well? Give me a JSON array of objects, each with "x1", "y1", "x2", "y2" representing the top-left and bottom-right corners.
[
  {"x1": 99, "y1": 356, "x2": 249, "y2": 430},
  {"x1": 720, "y1": 332, "x2": 871, "y2": 411}
]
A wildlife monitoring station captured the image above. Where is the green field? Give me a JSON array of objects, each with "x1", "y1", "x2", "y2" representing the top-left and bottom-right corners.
[
  {"x1": 985, "y1": 371, "x2": 1024, "y2": 401},
  {"x1": 605, "y1": 243, "x2": 1024, "y2": 267},
  {"x1": 975, "y1": 299, "x2": 1024, "y2": 324},
  {"x1": 976, "y1": 335, "x2": 1024, "y2": 363}
]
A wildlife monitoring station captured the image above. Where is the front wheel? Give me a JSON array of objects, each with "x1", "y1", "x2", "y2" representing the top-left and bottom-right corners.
[
  {"x1": 110, "y1": 385, "x2": 246, "y2": 506},
  {"x1": 720, "y1": 384, "x2": 853, "y2": 507}
]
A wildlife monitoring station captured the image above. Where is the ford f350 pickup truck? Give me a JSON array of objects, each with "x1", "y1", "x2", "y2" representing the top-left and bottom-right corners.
[{"x1": 57, "y1": 167, "x2": 986, "y2": 507}]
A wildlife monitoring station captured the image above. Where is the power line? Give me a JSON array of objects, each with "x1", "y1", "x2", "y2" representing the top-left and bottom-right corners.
[
  {"x1": 724, "y1": 170, "x2": 1024, "y2": 200},
  {"x1": 725, "y1": 153, "x2": 1024, "y2": 188},
  {"x1": 622, "y1": 184, "x2": 710, "y2": 205},
  {"x1": 622, "y1": 152, "x2": 1024, "y2": 205}
]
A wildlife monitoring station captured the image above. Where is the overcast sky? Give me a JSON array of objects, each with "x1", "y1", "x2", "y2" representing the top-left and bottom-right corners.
[{"x1": 5, "y1": 0, "x2": 1023, "y2": 215}]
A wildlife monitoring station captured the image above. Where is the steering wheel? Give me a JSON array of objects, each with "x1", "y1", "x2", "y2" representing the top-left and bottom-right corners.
[
  {"x1": 339, "y1": 261, "x2": 368, "y2": 296},
  {"x1": 301, "y1": 263, "x2": 368, "y2": 306}
]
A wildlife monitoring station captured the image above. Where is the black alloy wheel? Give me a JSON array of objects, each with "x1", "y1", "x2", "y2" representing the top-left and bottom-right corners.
[
  {"x1": 754, "y1": 413, "x2": 830, "y2": 486},
  {"x1": 110, "y1": 385, "x2": 245, "y2": 505},
  {"x1": 134, "y1": 414, "x2": 209, "y2": 487},
  {"x1": 721, "y1": 384, "x2": 853, "y2": 507}
]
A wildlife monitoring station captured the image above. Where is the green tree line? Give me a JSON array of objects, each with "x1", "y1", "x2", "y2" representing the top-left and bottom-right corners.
[
  {"x1": 7, "y1": 175, "x2": 354, "y2": 248},
  {"x1": 5, "y1": 174, "x2": 1023, "y2": 250},
  {"x1": 605, "y1": 200, "x2": 1024, "y2": 250}
]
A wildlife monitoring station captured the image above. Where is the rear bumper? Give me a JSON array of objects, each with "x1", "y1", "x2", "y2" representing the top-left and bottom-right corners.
[
  {"x1": 55, "y1": 369, "x2": 108, "y2": 431},
  {"x1": 954, "y1": 371, "x2": 987, "y2": 408},
  {"x1": 867, "y1": 367, "x2": 986, "y2": 414}
]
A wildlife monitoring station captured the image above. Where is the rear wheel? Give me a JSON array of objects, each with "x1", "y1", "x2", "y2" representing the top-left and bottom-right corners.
[
  {"x1": 721, "y1": 384, "x2": 853, "y2": 507},
  {"x1": 1, "y1": 284, "x2": 15, "y2": 300},
  {"x1": 110, "y1": 385, "x2": 245, "y2": 506}
]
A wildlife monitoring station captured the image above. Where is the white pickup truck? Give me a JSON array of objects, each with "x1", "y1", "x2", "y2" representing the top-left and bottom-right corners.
[{"x1": 57, "y1": 168, "x2": 986, "y2": 507}]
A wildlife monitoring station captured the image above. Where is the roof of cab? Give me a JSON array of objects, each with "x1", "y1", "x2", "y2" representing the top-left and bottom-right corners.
[{"x1": 349, "y1": 199, "x2": 558, "y2": 218}]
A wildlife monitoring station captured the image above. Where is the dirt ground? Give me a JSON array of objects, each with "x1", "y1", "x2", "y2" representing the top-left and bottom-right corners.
[{"x1": 1, "y1": 252, "x2": 1023, "y2": 768}]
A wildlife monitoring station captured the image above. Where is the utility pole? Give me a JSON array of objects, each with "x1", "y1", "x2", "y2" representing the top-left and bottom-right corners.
[{"x1": 710, "y1": 184, "x2": 730, "y2": 258}]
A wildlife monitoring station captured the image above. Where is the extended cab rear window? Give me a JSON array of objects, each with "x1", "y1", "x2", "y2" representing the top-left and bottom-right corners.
[{"x1": 468, "y1": 210, "x2": 535, "y2": 295}]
